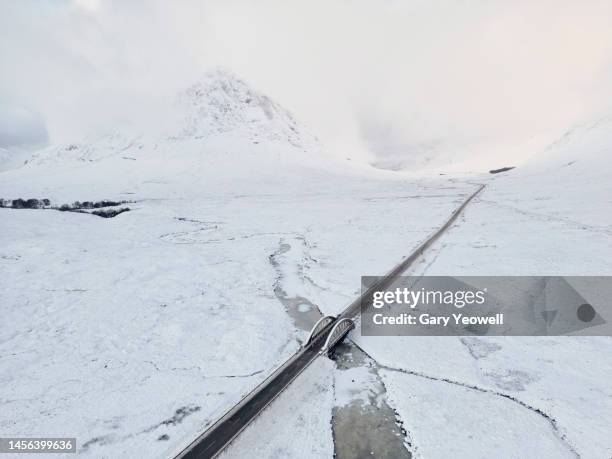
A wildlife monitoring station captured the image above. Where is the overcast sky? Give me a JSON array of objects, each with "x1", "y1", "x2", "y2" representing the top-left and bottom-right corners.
[{"x1": 1, "y1": 0, "x2": 611, "y2": 163}]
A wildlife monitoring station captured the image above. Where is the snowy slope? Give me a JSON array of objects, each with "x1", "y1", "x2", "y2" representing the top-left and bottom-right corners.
[
  {"x1": 355, "y1": 116, "x2": 612, "y2": 458},
  {"x1": 0, "y1": 146, "x2": 33, "y2": 172}
]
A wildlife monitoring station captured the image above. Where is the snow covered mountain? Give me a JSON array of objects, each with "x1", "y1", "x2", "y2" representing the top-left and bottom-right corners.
[
  {"x1": 24, "y1": 70, "x2": 318, "y2": 169},
  {"x1": 175, "y1": 70, "x2": 313, "y2": 148},
  {"x1": 0, "y1": 70, "x2": 328, "y2": 205}
]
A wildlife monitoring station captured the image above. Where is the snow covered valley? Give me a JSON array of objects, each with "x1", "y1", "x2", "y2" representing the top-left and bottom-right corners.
[{"x1": 1, "y1": 73, "x2": 611, "y2": 458}]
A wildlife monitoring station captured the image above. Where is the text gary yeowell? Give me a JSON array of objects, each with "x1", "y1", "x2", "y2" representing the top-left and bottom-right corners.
[
  {"x1": 371, "y1": 312, "x2": 504, "y2": 326},
  {"x1": 370, "y1": 287, "x2": 504, "y2": 327}
]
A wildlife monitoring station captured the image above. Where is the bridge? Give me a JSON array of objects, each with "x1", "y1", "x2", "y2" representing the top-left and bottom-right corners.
[{"x1": 174, "y1": 314, "x2": 354, "y2": 459}]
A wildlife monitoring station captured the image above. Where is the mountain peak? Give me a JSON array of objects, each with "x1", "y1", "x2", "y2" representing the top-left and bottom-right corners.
[{"x1": 175, "y1": 69, "x2": 313, "y2": 148}]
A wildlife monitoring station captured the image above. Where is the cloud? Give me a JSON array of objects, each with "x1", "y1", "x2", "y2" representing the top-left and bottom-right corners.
[
  {"x1": 0, "y1": 104, "x2": 48, "y2": 148},
  {"x1": 1, "y1": 0, "x2": 611, "y2": 165}
]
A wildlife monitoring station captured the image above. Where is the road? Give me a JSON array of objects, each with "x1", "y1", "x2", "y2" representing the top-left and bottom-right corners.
[
  {"x1": 175, "y1": 322, "x2": 332, "y2": 459},
  {"x1": 174, "y1": 184, "x2": 485, "y2": 459}
]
